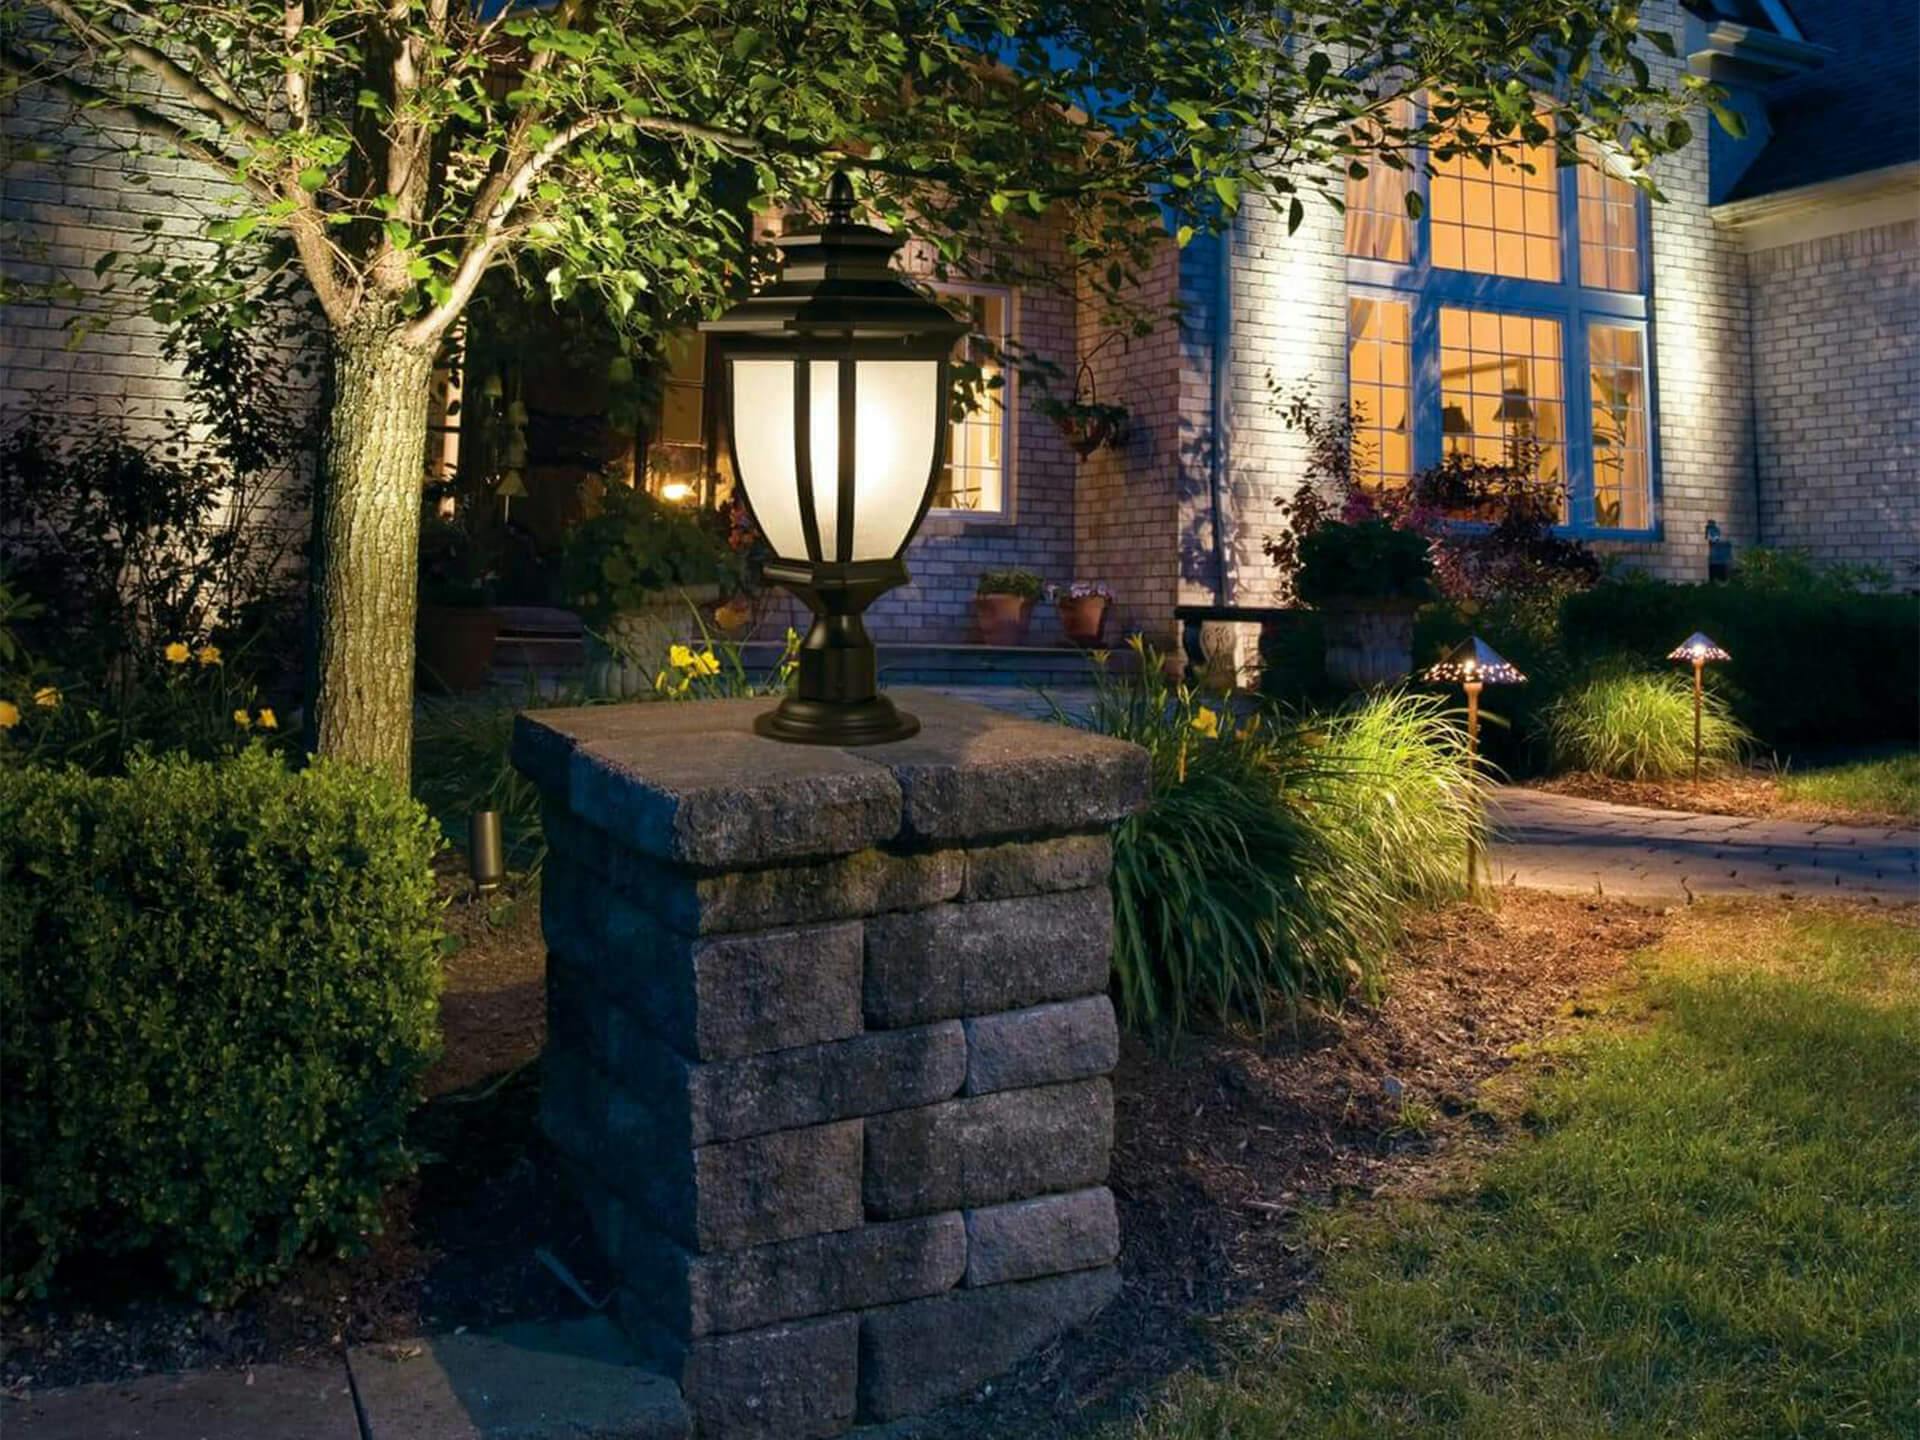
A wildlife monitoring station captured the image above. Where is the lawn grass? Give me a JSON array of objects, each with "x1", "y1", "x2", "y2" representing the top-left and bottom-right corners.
[
  {"x1": 1778, "y1": 751, "x2": 1920, "y2": 822},
  {"x1": 1113, "y1": 905, "x2": 1920, "y2": 1440}
]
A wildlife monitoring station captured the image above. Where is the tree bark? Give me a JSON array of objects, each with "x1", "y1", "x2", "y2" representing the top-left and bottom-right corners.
[{"x1": 308, "y1": 316, "x2": 437, "y2": 779}]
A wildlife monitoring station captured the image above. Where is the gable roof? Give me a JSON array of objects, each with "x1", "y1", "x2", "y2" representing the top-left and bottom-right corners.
[{"x1": 1725, "y1": 0, "x2": 1920, "y2": 200}]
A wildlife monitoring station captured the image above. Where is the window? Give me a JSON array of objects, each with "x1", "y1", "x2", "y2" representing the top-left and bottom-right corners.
[
  {"x1": 1343, "y1": 110, "x2": 1657, "y2": 533},
  {"x1": 932, "y1": 285, "x2": 1013, "y2": 513},
  {"x1": 645, "y1": 331, "x2": 713, "y2": 505}
]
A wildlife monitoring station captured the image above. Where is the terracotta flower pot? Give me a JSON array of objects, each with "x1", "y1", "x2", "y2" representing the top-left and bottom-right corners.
[
  {"x1": 973, "y1": 593, "x2": 1035, "y2": 646},
  {"x1": 416, "y1": 604, "x2": 500, "y2": 693},
  {"x1": 1057, "y1": 594, "x2": 1110, "y2": 648}
]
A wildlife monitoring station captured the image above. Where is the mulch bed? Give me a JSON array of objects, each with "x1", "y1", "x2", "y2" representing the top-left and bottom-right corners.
[
  {"x1": 1531, "y1": 771, "x2": 1912, "y2": 829},
  {"x1": 3, "y1": 885, "x2": 1666, "y2": 1430}
]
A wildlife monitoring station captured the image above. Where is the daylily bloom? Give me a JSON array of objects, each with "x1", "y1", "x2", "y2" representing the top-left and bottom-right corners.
[
  {"x1": 692, "y1": 649, "x2": 721, "y2": 677},
  {"x1": 32, "y1": 686, "x2": 61, "y2": 710},
  {"x1": 257, "y1": 708, "x2": 278, "y2": 730},
  {"x1": 0, "y1": 700, "x2": 18, "y2": 729},
  {"x1": 164, "y1": 641, "x2": 191, "y2": 664},
  {"x1": 195, "y1": 644, "x2": 222, "y2": 667},
  {"x1": 233, "y1": 708, "x2": 251, "y2": 729},
  {"x1": 1191, "y1": 707, "x2": 1221, "y2": 739},
  {"x1": 669, "y1": 644, "x2": 696, "y2": 669}
]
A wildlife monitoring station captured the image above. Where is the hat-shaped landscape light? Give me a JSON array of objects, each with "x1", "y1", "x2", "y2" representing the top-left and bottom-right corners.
[
  {"x1": 701, "y1": 174, "x2": 968, "y2": 745},
  {"x1": 1668, "y1": 631, "x2": 1730, "y2": 784},
  {"x1": 1422, "y1": 636, "x2": 1527, "y2": 891}
]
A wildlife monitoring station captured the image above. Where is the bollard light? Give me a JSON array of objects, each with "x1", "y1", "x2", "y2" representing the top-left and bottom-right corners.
[
  {"x1": 469, "y1": 810, "x2": 505, "y2": 893},
  {"x1": 701, "y1": 174, "x2": 967, "y2": 745},
  {"x1": 1668, "y1": 631, "x2": 1730, "y2": 785},
  {"x1": 1422, "y1": 636, "x2": 1527, "y2": 892}
]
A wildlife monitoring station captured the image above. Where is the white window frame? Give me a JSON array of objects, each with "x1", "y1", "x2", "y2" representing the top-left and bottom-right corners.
[{"x1": 928, "y1": 280, "x2": 1018, "y2": 518}]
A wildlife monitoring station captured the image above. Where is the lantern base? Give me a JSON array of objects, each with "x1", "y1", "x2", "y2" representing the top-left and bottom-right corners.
[{"x1": 754, "y1": 692, "x2": 921, "y2": 747}]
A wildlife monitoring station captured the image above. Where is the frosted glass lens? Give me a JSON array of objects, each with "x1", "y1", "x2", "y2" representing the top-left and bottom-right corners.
[
  {"x1": 852, "y1": 360, "x2": 940, "y2": 561},
  {"x1": 809, "y1": 361, "x2": 841, "y2": 560},
  {"x1": 729, "y1": 360, "x2": 807, "y2": 560}
]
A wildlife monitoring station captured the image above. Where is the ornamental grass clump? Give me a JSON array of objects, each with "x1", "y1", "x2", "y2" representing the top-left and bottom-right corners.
[
  {"x1": 1545, "y1": 668, "x2": 1751, "y2": 781},
  {"x1": 1064, "y1": 641, "x2": 1479, "y2": 1037},
  {"x1": 0, "y1": 748, "x2": 442, "y2": 1300}
]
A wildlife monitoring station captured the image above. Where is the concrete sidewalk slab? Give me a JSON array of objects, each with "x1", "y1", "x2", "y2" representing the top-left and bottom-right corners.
[
  {"x1": 1490, "y1": 788, "x2": 1920, "y2": 902},
  {"x1": 1, "y1": 1361, "x2": 358, "y2": 1440},
  {"x1": 348, "y1": 1316, "x2": 688, "y2": 1440}
]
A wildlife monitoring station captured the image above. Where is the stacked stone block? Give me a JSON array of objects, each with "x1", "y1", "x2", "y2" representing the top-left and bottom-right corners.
[{"x1": 513, "y1": 692, "x2": 1148, "y2": 1438}]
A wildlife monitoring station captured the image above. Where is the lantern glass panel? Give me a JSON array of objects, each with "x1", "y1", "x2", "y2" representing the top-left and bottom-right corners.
[
  {"x1": 730, "y1": 359, "x2": 807, "y2": 559},
  {"x1": 852, "y1": 359, "x2": 941, "y2": 560}
]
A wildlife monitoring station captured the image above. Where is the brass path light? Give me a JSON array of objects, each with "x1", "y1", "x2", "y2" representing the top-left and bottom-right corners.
[
  {"x1": 1422, "y1": 636, "x2": 1527, "y2": 891},
  {"x1": 701, "y1": 174, "x2": 967, "y2": 745},
  {"x1": 1668, "y1": 631, "x2": 1730, "y2": 785}
]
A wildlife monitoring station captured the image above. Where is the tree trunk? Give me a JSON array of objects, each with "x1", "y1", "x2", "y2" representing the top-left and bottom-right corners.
[{"x1": 307, "y1": 317, "x2": 437, "y2": 779}]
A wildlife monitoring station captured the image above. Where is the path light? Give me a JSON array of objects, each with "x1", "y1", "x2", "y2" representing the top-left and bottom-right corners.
[
  {"x1": 701, "y1": 173, "x2": 967, "y2": 745},
  {"x1": 469, "y1": 810, "x2": 505, "y2": 894},
  {"x1": 1422, "y1": 636, "x2": 1527, "y2": 891},
  {"x1": 1668, "y1": 631, "x2": 1730, "y2": 785}
]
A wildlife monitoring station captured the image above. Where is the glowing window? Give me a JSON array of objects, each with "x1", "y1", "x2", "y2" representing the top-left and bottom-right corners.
[
  {"x1": 1430, "y1": 118, "x2": 1561, "y2": 282},
  {"x1": 1439, "y1": 307, "x2": 1566, "y2": 490},
  {"x1": 1589, "y1": 325, "x2": 1651, "y2": 530},
  {"x1": 1347, "y1": 298, "x2": 1413, "y2": 484},
  {"x1": 933, "y1": 287, "x2": 1011, "y2": 513},
  {"x1": 1344, "y1": 102, "x2": 1413, "y2": 263},
  {"x1": 1577, "y1": 150, "x2": 1643, "y2": 292}
]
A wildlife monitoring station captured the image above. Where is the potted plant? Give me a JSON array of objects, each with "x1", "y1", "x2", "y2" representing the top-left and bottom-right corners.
[
  {"x1": 560, "y1": 483, "x2": 733, "y2": 698},
  {"x1": 1296, "y1": 519, "x2": 1435, "y2": 688},
  {"x1": 1035, "y1": 397, "x2": 1131, "y2": 459},
  {"x1": 973, "y1": 569, "x2": 1044, "y2": 646},
  {"x1": 416, "y1": 511, "x2": 500, "y2": 693},
  {"x1": 1051, "y1": 581, "x2": 1113, "y2": 647}
]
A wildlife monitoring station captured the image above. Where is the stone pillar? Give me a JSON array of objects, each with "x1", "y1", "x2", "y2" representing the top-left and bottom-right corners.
[{"x1": 512, "y1": 691, "x2": 1149, "y2": 1439}]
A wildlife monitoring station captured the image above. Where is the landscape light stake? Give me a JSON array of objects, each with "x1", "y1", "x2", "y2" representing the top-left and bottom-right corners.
[
  {"x1": 1667, "y1": 631, "x2": 1730, "y2": 787},
  {"x1": 700, "y1": 173, "x2": 967, "y2": 745},
  {"x1": 469, "y1": 810, "x2": 505, "y2": 894},
  {"x1": 1421, "y1": 636, "x2": 1527, "y2": 893}
]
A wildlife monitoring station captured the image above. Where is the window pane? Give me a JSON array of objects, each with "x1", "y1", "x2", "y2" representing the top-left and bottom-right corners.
[
  {"x1": 1431, "y1": 116, "x2": 1561, "y2": 282},
  {"x1": 1589, "y1": 323, "x2": 1651, "y2": 529},
  {"x1": 1438, "y1": 305, "x2": 1566, "y2": 505},
  {"x1": 1344, "y1": 100, "x2": 1412, "y2": 262},
  {"x1": 1577, "y1": 146, "x2": 1643, "y2": 292},
  {"x1": 1347, "y1": 297, "x2": 1412, "y2": 485},
  {"x1": 935, "y1": 289, "x2": 1008, "y2": 512}
]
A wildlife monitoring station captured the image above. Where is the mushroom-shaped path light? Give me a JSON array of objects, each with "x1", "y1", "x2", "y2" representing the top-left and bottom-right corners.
[
  {"x1": 1421, "y1": 636, "x2": 1527, "y2": 891},
  {"x1": 1668, "y1": 631, "x2": 1730, "y2": 785},
  {"x1": 700, "y1": 174, "x2": 967, "y2": 745}
]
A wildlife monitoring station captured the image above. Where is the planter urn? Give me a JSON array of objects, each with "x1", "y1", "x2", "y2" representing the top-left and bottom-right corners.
[
  {"x1": 1319, "y1": 597, "x2": 1422, "y2": 689},
  {"x1": 584, "y1": 583, "x2": 721, "y2": 699}
]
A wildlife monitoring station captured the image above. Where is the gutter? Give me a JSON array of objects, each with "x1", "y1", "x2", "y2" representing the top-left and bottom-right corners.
[{"x1": 1208, "y1": 222, "x2": 1233, "y2": 604}]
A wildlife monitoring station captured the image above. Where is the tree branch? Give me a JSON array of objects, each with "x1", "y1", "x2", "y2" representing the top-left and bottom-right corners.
[{"x1": 41, "y1": 0, "x2": 276, "y2": 149}]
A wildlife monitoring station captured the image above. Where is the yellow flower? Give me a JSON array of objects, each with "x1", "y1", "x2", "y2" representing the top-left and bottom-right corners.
[
  {"x1": 195, "y1": 644, "x2": 222, "y2": 667},
  {"x1": 163, "y1": 641, "x2": 191, "y2": 665},
  {"x1": 232, "y1": 708, "x2": 251, "y2": 730},
  {"x1": 1190, "y1": 706, "x2": 1221, "y2": 739},
  {"x1": 32, "y1": 686, "x2": 61, "y2": 710},
  {"x1": 693, "y1": 649, "x2": 721, "y2": 677},
  {"x1": 669, "y1": 644, "x2": 696, "y2": 670},
  {"x1": 256, "y1": 707, "x2": 278, "y2": 731},
  {"x1": 0, "y1": 700, "x2": 18, "y2": 730}
]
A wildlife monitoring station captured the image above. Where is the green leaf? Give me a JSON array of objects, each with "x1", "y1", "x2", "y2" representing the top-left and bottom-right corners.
[
  {"x1": 1707, "y1": 102, "x2": 1747, "y2": 140},
  {"x1": 1167, "y1": 99, "x2": 1205, "y2": 130},
  {"x1": 1175, "y1": 224, "x2": 1195, "y2": 248},
  {"x1": 297, "y1": 167, "x2": 328, "y2": 193},
  {"x1": 1211, "y1": 175, "x2": 1241, "y2": 211}
]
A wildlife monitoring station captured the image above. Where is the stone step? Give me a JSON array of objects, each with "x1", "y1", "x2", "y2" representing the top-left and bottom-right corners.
[{"x1": 1, "y1": 1361, "x2": 359, "y2": 1440}]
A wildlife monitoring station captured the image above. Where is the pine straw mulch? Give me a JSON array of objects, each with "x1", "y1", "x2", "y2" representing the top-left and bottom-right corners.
[
  {"x1": 1531, "y1": 771, "x2": 1914, "y2": 830},
  {"x1": 5, "y1": 886, "x2": 1667, "y2": 1426}
]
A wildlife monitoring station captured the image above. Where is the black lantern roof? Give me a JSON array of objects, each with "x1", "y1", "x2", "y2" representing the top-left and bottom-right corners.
[{"x1": 700, "y1": 174, "x2": 970, "y2": 345}]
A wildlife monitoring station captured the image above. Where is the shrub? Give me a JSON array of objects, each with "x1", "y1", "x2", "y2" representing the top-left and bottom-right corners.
[
  {"x1": 1558, "y1": 556, "x2": 1919, "y2": 747},
  {"x1": 1066, "y1": 642, "x2": 1478, "y2": 1036},
  {"x1": 559, "y1": 484, "x2": 738, "y2": 628},
  {"x1": 0, "y1": 749, "x2": 442, "y2": 1300},
  {"x1": 1544, "y1": 668, "x2": 1752, "y2": 780},
  {"x1": 1296, "y1": 520, "x2": 1434, "y2": 606}
]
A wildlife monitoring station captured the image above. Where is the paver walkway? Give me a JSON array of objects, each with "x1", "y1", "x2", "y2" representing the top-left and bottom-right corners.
[{"x1": 1489, "y1": 787, "x2": 1920, "y2": 902}]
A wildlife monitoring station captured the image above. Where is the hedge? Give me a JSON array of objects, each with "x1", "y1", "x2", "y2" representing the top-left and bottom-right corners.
[
  {"x1": 0, "y1": 748, "x2": 442, "y2": 1300},
  {"x1": 1558, "y1": 577, "x2": 1919, "y2": 748}
]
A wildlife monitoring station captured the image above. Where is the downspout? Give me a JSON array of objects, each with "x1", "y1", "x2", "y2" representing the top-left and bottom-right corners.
[{"x1": 1208, "y1": 222, "x2": 1234, "y2": 604}]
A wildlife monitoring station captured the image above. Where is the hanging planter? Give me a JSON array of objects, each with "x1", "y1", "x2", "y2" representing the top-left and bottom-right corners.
[{"x1": 1036, "y1": 337, "x2": 1131, "y2": 459}]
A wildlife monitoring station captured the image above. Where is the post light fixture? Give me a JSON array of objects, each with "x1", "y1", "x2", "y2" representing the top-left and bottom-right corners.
[
  {"x1": 1668, "y1": 631, "x2": 1730, "y2": 785},
  {"x1": 468, "y1": 810, "x2": 505, "y2": 893},
  {"x1": 1422, "y1": 636, "x2": 1527, "y2": 891},
  {"x1": 700, "y1": 174, "x2": 967, "y2": 745}
]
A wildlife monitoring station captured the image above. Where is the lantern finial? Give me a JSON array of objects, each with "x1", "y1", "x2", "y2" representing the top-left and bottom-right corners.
[{"x1": 824, "y1": 171, "x2": 859, "y2": 228}]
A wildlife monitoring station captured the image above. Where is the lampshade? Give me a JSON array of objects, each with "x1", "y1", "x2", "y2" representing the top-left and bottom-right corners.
[
  {"x1": 1668, "y1": 631, "x2": 1729, "y2": 663},
  {"x1": 1422, "y1": 635, "x2": 1526, "y2": 686}
]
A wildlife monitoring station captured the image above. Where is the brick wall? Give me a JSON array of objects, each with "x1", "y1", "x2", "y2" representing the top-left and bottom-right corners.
[{"x1": 1746, "y1": 219, "x2": 1920, "y2": 580}]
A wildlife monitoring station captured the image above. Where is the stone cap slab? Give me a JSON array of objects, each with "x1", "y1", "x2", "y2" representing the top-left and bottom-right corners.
[{"x1": 515, "y1": 691, "x2": 1149, "y2": 867}]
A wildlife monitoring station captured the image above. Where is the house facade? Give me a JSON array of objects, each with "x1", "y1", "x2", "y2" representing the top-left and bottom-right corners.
[{"x1": 4, "y1": 0, "x2": 1913, "y2": 658}]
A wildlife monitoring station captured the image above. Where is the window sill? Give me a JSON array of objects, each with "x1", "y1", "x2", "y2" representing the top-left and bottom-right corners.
[{"x1": 920, "y1": 511, "x2": 1019, "y2": 536}]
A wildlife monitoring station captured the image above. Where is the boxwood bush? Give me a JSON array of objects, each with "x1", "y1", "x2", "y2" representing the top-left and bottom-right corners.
[{"x1": 0, "y1": 748, "x2": 442, "y2": 1300}]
